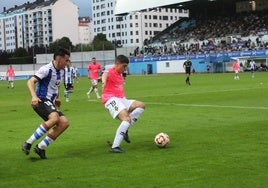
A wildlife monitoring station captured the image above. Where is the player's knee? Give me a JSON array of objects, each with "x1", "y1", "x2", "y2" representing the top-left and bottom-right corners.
[
  {"x1": 136, "y1": 101, "x2": 145, "y2": 109},
  {"x1": 124, "y1": 116, "x2": 131, "y2": 123},
  {"x1": 55, "y1": 118, "x2": 69, "y2": 133},
  {"x1": 60, "y1": 117, "x2": 69, "y2": 129},
  {"x1": 139, "y1": 102, "x2": 145, "y2": 109}
]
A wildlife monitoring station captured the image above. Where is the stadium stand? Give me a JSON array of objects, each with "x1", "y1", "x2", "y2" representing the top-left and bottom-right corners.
[{"x1": 135, "y1": 5, "x2": 268, "y2": 57}]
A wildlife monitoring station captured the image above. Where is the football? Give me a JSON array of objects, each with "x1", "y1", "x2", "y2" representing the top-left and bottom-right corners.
[{"x1": 154, "y1": 132, "x2": 170, "y2": 148}]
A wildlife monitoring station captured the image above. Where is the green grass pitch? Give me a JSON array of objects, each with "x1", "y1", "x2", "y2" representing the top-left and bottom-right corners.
[{"x1": 0, "y1": 72, "x2": 267, "y2": 187}]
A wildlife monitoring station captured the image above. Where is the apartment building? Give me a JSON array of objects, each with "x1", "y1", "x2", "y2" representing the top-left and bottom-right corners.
[
  {"x1": 92, "y1": 0, "x2": 189, "y2": 48},
  {"x1": 78, "y1": 17, "x2": 92, "y2": 44},
  {"x1": 0, "y1": 0, "x2": 79, "y2": 52}
]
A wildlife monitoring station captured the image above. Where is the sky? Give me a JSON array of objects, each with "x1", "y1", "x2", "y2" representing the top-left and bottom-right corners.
[{"x1": 0, "y1": 0, "x2": 91, "y2": 17}]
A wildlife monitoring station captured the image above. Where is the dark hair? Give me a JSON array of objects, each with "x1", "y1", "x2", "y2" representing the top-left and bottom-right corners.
[
  {"x1": 53, "y1": 48, "x2": 70, "y2": 60},
  {"x1": 116, "y1": 55, "x2": 129, "y2": 64}
]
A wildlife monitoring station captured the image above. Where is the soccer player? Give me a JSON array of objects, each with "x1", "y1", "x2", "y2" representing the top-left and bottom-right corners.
[
  {"x1": 233, "y1": 59, "x2": 240, "y2": 80},
  {"x1": 6, "y1": 65, "x2": 15, "y2": 88},
  {"x1": 87, "y1": 57, "x2": 101, "y2": 99},
  {"x1": 64, "y1": 61, "x2": 74, "y2": 102},
  {"x1": 183, "y1": 57, "x2": 192, "y2": 85},
  {"x1": 73, "y1": 66, "x2": 79, "y2": 83},
  {"x1": 22, "y1": 48, "x2": 71, "y2": 159},
  {"x1": 102, "y1": 55, "x2": 145, "y2": 153},
  {"x1": 249, "y1": 59, "x2": 256, "y2": 78}
]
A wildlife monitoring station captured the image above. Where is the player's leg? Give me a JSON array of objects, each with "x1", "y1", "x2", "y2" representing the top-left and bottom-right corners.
[
  {"x1": 105, "y1": 98, "x2": 130, "y2": 152},
  {"x1": 92, "y1": 80, "x2": 101, "y2": 99},
  {"x1": 111, "y1": 110, "x2": 131, "y2": 151},
  {"x1": 186, "y1": 72, "x2": 190, "y2": 85},
  {"x1": 128, "y1": 100, "x2": 145, "y2": 127},
  {"x1": 87, "y1": 80, "x2": 94, "y2": 98},
  {"x1": 22, "y1": 100, "x2": 61, "y2": 158},
  {"x1": 10, "y1": 78, "x2": 14, "y2": 88},
  {"x1": 34, "y1": 113, "x2": 69, "y2": 159},
  {"x1": 37, "y1": 115, "x2": 69, "y2": 150},
  {"x1": 7, "y1": 78, "x2": 10, "y2": 88}
]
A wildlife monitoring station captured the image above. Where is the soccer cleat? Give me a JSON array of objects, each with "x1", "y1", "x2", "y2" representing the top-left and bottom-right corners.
[
  {"x1": 109, "y1": 147, "x2": 124, "y2": 153},
  {"x1": 123, "y1": 131, "x2": 131, "y2": 143},
  {"x1": 34, "y1": 145, "x2": 47, "y2": 159},
  {"x1": 22, "y1": 142, "x2": 32, "y2": 155}
]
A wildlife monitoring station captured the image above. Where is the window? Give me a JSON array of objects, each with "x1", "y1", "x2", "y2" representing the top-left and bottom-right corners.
[{"x1": 166, "y1": 62, "x2": 170, "y2": 68}]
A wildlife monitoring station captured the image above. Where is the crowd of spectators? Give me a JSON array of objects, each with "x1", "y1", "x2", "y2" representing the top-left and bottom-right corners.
[{"x1": 132, "y1": 10, "x2": 268, "y2": 57}]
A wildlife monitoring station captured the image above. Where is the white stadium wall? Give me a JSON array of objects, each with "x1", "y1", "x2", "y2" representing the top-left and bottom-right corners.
[{"x1": 156, "y1": 60, "x2": 185, "y2": 74}]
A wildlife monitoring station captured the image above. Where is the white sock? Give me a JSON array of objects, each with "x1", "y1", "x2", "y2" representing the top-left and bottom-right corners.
[
  {"x1": 112, "y1": 121, "x2": 130, "y2": 148},
  {"x1": 129, "y1": 108, "x2": 144, "y2": 127},
  {"x1": 88, "y1": 87, "x2": 93, "y2": 94},
  {"x1": 38, "y1": 135, "x2": 54, "y2": 150},
  {"x1": 94, "y1": 88, "x2": 100, "y2": 98},
  {"x1": 27, "y1": 124, "x2": 48, "y2": 144}
]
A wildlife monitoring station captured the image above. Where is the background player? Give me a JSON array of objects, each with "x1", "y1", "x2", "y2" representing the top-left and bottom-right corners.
[
  {"x1": 87, "y1": 57, "x2": 101, "y2": 99},
  {"x1": 64, "y1": 61, "x2": 74, "y2": 102},
  {"x1": 6, "y1": 65, "x2": 15, "y2": 88},
  {"x1": 233, "y1": 59, "x2": 240, "y2": 80},
  {"x1": 183, "y1": 57, "x2": 192, "y2": 85},
  {"x1": 249, "y1": 59, "x2": 256, "y2": 78}
]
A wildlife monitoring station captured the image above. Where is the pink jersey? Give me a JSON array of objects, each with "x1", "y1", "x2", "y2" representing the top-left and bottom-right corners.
[
  {"x1": 233, "y1": 61, "x2": 239, "y2": 71},
  {"x1": 88, "y1": 63, "x2": 101, "y2": 80},
  {"x1": 102, "y1": 67, "x2": 125, "y2": 104},
  {"x1": 7, "y1": 68, "x2": 15, "y2": 78}
]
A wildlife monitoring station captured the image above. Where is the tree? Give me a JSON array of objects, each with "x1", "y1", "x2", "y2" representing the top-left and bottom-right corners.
[
  {"x1": 49, "y1": 37, "x2": 74, "y2": 52},
  {"x1": 91, "y1": 33, "x2": 115, "y2": 51},
  {"x1": 13, "y1": 47, "x2": 28, "y2": 57},
  {"x1": 74, "y1": 43, "x2": 93, "y2": 52}
]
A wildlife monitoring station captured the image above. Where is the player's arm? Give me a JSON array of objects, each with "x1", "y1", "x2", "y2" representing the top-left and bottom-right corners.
[
  {"x1": 27, "y1": 76, "x2": 41, "y2": 107},
  {"x1": 102, "y1": 71, "x2": 108, "y2": 90},
  {"x1": 55, "y1": 87, "x2": 61, "y2": 110}
]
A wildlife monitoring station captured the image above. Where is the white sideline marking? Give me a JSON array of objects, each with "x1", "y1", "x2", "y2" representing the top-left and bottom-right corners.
[{"x1": 146, "y1": 102, "x2": 268, "y2": 110}]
